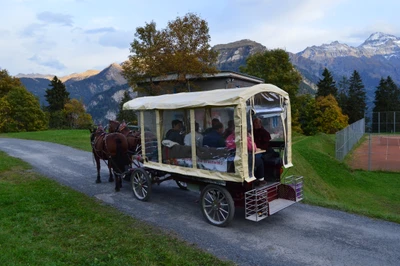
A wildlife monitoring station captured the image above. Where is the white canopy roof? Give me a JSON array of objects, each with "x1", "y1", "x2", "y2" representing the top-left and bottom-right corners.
[{"x1": 123, "y1": 84, "x2": 288, "y2": 110}]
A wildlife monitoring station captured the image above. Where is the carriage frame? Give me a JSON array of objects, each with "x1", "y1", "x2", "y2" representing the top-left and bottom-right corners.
[{"x1": 123, "y1": 84, "x2": 303, "y2": 227}]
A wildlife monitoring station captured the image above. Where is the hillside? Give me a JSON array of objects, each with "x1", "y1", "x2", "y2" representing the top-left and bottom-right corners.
[{"x1": 286, "y1": 133, "x2": 399, "y2": 223}]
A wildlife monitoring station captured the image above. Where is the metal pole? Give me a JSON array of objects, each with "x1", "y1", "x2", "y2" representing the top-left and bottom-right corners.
[
  {"x1": 378, "y1": 112, "x2": 380, "y2": 134},
  {"x1": 368, "y1": 133, "x2": 371, "y2": 171}
]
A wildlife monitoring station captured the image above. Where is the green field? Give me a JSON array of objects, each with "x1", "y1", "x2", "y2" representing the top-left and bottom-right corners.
[
  {"x1": 0, "y1": 148, "x2": 232, "y2": 265},
  {"x1": 0, "y1": 130, "x2": 399, "y2": 264}
]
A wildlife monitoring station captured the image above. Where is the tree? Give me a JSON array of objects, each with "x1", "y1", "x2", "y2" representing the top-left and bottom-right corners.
[
  {"x1": 336, "y1": 75, "x2": 349, "y2": 113},
  {"x1": 0, "y1": 69, "x2": 22, "y2": 98},
  {"x1": 116, "y1": 90, "x2": 137, "y2": 124},
  {"x1": 346, "y1": 70, "x2": 366, "y2": 123},
  {"x1": 64, "y1": 99, "x2": 93, "y2": 129},
  {"x1": 1, "y1": 86, "x2": 48, "y2": 132},
  {"x1": 45, "y1": 76, "x2": 70, "y2": 128},
  {"x1": 239, "y1": 49, "x2": 302, "y2": 100},
  {"x1": 316, "y1": 68, "x2": 337, "y2": 98},
  {"x1": 373, "y1": 76, "x2": 400, "y2": 112},
  {"x1": 296, "y1": 94, "x2": 319, "y2": 135},
  {"x1": 45, "y1": 76, "x2": 70, "y2": 112},
  {"x1": 315, "y1": 95, "x2": 348, "y2": 134},
  {"x1": 122, "y1": 13, "x2": 218, "y2": 96}
]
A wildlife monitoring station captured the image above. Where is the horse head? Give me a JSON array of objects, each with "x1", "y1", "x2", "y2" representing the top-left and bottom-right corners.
[{"x1": 108, "y1": 120, "x2": 120, "y2": 133}]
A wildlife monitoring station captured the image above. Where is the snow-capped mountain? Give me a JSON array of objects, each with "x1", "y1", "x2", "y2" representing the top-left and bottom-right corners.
[
  {"x1": 18, "y1": 32, "x2": 400, "y2": 123},
  {"x1": 297, "y1": 32, "x2": 400, "y2": 61}
]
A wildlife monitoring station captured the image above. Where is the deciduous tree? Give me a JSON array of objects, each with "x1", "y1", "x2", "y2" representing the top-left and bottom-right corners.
[
  {"x1": 1, "y1": 86, "x2": 48, "y2": 132},
  {"x1": 122, "y1": 13, "x2": 218, "y2": 96},
  {"x1": 239, "y1": 49, "x2": 302, "y2": 100},
  {"x1": 64, "y1": 99, "x2": 93, "y2": 129},
  {"x1": 315, "y1": 95, "x2": 348, "y2": 134}
]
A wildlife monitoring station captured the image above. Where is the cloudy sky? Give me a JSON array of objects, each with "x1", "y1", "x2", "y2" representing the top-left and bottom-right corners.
[{"x1": 1, "y1": 0, "x2": 399, "y2": 77}]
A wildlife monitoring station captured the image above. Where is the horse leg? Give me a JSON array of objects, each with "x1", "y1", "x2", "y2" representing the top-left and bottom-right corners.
[
  {"x1": 108, "y1": 160, "x2": 114, "y2": 182},
  {"x1": 115, "y1": 173, "x2": 121, "y2": 192},
  {"x1": 95, "y1": 155, "x2": 101, "y2": 183}
]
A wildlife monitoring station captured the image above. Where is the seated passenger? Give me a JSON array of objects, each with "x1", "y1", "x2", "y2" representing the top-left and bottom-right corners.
[
  {"x1": 203, "y1": 118, "x2": 220, "y2": 136},
  {"x1": 202, "y1": 122, "x2": 225, "y2": 148},
  {"x1": 253, "y1": 117, "x2": 272, "y2": 152},
  {"x1": 164, "y1": 119, "x2": 184, "y2": 145},
  {"x1": 223, "y1": 119, "x2": 234, "y2": 139},
  {"x1": 184, "y1": 122, "x2": 203, "y2": 147},
  {"x1": 226, "y1": 132, "x2": 265, "y2": 181}
]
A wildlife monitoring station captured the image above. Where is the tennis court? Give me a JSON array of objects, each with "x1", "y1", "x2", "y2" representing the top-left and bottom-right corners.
[{"x1": 349, "y1": 135, "x2": 400, "y2": 171}]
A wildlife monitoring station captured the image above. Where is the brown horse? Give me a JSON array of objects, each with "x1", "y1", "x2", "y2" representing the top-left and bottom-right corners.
[
  {"x1": 108, "y1": 120, "x2": 141, "y2": 155},
  {"x1": 90, "y1": 125, "x2": 131, "y2": 191}
]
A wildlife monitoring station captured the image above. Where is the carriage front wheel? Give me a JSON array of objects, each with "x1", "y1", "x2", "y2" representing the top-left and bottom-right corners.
[
  {"x1": 200, "y1": 184, "x2": 235, "y2": 227},
  {"x1": 131, "y1": 168, "x2": 152, "y2": 201}
]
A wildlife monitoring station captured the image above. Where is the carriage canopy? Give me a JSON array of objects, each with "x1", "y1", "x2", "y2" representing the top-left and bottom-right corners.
[{"x1": 123, "y1": 84, "x2": 292, "y2": 183}]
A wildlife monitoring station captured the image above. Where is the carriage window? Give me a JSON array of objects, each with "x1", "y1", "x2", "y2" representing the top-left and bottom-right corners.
[
  {"x1": 142, "y1": 111, "x2": 158, "y2": 162},
  {"x1": 160, "y1": 107, "x2": 236, "y2": 174},
  {"x1": 161, "y1": 110, "x2": 192, "y2": 169}
]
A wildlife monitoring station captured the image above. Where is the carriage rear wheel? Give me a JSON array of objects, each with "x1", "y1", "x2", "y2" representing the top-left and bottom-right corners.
[
  {"x1": 131, "y1": 168, "x2": 152, "y2": 201},
  {"x1": 200, "y1": 184, "x2": 235, "y2": 227}
]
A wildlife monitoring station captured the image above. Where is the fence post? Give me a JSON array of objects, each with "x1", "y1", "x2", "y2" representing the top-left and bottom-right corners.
[{"x1": 368, "y1": 133, "x2": 371, "y2": 171}]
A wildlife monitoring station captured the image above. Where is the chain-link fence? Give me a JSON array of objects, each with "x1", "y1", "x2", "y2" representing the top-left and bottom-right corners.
[
  {"x1": 335, "y1": 118, "x2": 365, "y2": 161},
  {"x1": 348, "y1": 133, "x2": 400, "y2": 171},
  {"x1": 366, "y1": 111, "x2": 400, "y2": 133}
]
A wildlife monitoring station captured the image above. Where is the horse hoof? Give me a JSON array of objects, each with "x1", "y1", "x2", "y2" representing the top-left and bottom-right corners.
[
  {"x1": 109, "y1": 178, "x2": 114, "y2": 182},
  {"x1": 115, "y1": 188, "x2": 120, "y2": 192},
  {"x1": 96, "y1": 179, "x2": 101, "y2": 184}
]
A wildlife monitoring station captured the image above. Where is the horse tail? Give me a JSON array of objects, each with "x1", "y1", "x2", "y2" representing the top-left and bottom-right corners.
[{"x1": 111, "y1": 135, "x2": 129, "y2": 174}]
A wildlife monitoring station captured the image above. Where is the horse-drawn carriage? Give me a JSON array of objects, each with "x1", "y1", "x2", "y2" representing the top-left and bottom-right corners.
[{"x1": 116, "y1": 83, "x2": 303, "y2": 227}]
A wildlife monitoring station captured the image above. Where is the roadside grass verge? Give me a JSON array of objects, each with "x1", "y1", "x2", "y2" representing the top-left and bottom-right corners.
[
  {"x1": 0, "y1": 130, "x2": 92, "y2": 152},
  {"x1": 287, "y1": 133, "x2": 400, "y2": 224},
  {"x1": 0, "y1": 151, "x2": 233, "y2": 266}
]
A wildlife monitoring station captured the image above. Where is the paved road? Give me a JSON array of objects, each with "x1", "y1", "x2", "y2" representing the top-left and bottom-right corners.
[{"x1": 0, "y1": 138, "x2": 399, "y2": 266}]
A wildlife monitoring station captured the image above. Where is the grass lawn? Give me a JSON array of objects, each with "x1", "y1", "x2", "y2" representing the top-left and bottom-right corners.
[
  {"x1": 0, "y1": 151, "x2": 233, "y2": 265},
  {"x1": 286, "y1": 133, "x2": 400, "y2": 223}
]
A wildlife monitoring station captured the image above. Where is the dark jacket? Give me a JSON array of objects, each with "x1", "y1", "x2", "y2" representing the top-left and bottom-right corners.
[
  {"x1": 165, "y1": 129, "x2": 184, "y2": 145},
  {"x1": 253, "y1": 127, "x2": 271, "y2": 150},
  {"x1": 203, "y1": 130, "x2": 225, "y2": 148}
]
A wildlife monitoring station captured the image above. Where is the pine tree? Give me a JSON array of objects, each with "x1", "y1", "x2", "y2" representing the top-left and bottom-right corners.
[
  {"x1": 316, "y1": 68, "x2": 337, "y2": 98},
  {"x1": 346, "y1": 70, "x2": 366, "y2": 123},
  {"x1": 45, "y1": 76, "x2": 70, "y2": 112},
  {"x1": 116, "y1": 90, "x2": 137, "y2": 124},
  {"x1": 336, "y1": 76, "x2": 349, "y2": 114},
  {"x1": 373, "y1": 76, "x2": 400, "y2": 112}
]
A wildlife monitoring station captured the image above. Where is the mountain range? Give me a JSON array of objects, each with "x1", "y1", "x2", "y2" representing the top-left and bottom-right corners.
[{"x1": 17, "y1": 32, "x2": 400, "y2": 123}]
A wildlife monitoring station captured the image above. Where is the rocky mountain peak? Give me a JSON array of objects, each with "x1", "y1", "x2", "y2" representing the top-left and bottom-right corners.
[{"x1": 360, "y1": 32, "x2": 398, "y2": 47}]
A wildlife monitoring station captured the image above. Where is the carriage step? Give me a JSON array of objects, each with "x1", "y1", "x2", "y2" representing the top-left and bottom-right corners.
[{"x1": 268, "y1": 198, "x2": 296, "y2": 215}]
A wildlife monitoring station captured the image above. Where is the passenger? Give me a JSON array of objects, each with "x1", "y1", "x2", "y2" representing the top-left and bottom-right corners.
[
  {"x1": 184, "y1": 122, "x2": 203, "y2": 147},
  {"x1": 203, "y1": 118, "x2": 220, "y2": 136},
  {"x1": 223, "y1": 119, "x2": 234, "y2": 139},
  {"x1": 164, "y1": 119, "x2": 184, "y2": 145},
  {"x1": 202, "y1": 122, "x2": 225, "y2": 148},
  {"x1": 226, "y1": 131, "x2": 264, "y2": 181},
  {"x1": 253, "y1": 117, "x2": 273, "y2": 153}
]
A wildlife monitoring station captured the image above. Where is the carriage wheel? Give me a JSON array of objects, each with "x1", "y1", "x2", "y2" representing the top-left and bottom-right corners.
[
  {"x1": 176, "y1": 180, "x2": 188, "y2": 190},
  {"x1": 200, "y1": 184, "x2": 235, "y2": 227},
  {"x1": 131, "y1": 168, "x2": 152, "y2": 201}
]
